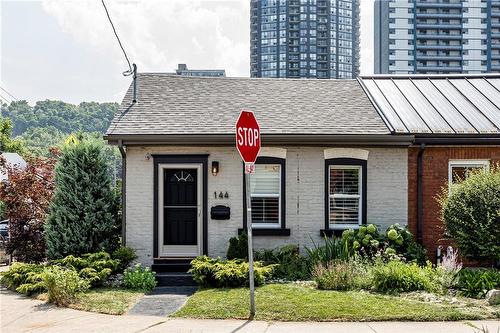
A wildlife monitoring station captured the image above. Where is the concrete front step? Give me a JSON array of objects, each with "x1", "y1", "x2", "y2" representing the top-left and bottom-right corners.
[{"x1": 155, "y1": 272, "x2": 197, "y2": 286}]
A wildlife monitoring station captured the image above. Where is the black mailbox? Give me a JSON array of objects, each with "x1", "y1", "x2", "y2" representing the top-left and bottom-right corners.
[{"x1": 210, "y1": 205, "x2": 230, "y2": 220}]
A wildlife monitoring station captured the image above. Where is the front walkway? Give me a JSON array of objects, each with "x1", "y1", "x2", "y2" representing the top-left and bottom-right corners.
[{"x1": 1, "y1": 288, "x2": 498, "y2": 333}]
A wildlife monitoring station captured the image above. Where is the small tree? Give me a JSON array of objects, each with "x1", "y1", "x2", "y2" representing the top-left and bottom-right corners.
[
  {"x1": 45, "y1": 140, "x2": 120, "y2": 259},
  {"x1": 0, "y1": 152, "x2": 57, "y2": 262},
  {"x1": 439, "y1": 164, "x2": 500, "y2": 263}
]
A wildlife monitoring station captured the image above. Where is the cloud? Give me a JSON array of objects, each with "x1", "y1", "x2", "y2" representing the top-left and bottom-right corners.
[{"x1": 41, "y1": 0, "x2": 250, "y2": 76}]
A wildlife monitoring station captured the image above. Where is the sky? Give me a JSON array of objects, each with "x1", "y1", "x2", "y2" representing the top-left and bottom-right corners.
[{"x1": 1, "y1": 0, "x2": 374, "y2": 105}]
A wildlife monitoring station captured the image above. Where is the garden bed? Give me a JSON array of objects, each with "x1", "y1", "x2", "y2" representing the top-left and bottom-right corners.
[
  {"x1": 36, "y1": 287, "x2": 143, "y2": 315},
  {"x1": 174, "y1": 283, "x2": 500, "y2": 321}
]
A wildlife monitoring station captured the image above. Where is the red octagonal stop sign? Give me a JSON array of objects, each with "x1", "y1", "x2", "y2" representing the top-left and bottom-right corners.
[{"x1": 236, "y1": 110, "x2": 261, "y2": 164}]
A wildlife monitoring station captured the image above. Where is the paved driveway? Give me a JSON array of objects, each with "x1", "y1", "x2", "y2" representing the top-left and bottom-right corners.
[{"x1": 1, "y1": 288, "x2": 499, "y2": 333}]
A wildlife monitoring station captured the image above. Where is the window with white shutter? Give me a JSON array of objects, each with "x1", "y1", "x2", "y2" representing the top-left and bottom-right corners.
[{"x1": 250, "y1": 164, "x2": 281, "y2": 227}]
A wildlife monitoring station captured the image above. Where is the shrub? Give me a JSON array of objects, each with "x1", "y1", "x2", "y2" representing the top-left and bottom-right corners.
[
  {"x1": 439, "y1": 165, "x2": 500, "y2": 262},
  {"x1": 0, "y1": 153, "x2": 57, "y2": 263},
  {"x1": 189, "y1": 255, "x2": 275, "y2": 288},
  {"x1": 312, "y1": 260, "x2": 361, "y2": 290},
  {"x1": 123, "y1": 264, "x2": 157, "y2": 292},
  {"x1": 342, "y1": 224, "x2": 382, "y2": 258},
  {"x1": 45, "y1": 140, "x2": 121, "y2": 259},
  {"x1": 42, "y1": 266, "x2": 89, "y2": 306},
  {"x1": 371, "y1": 260, "x2": 442, "y2": 293},
  {"x1": 255, "y1": 244, "x2": 310, "y2": 281},
  {"x1": 112, "y1": 246, "x2": 137, "y2": 272},
  {"x1": 0, "y1": 262, "x2": 46, "y2": 295},
  {"x1": 305, "y1": 236, "x2": 353, "y2": 267},
  {"x1": 457, "y1": 268, "x2": 500, "y2": 298},
  {"x1": 226, "y1": 232, "x2": 248, "y2": 260},
  {"x1": 54, "y1": 251, "x2": 118, "y2": 286},
  {"x1": 385, "y1": 224, "x2": 427, "y2": 265}
]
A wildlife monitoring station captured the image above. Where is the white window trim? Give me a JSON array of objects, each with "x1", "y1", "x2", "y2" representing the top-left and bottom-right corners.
[
  {"x1": 328, "y1": 165, "x2": 362, "y2": 229},
  {"x1": 448, "y1": 159, "x2": 490, "y2": 193},
  {"x1": 251, "y1": 164, "x2": 282, "y2": 229}
]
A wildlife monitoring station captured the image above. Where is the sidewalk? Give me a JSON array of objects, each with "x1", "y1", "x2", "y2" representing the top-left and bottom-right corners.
[{"x1": 1, "y1": 288, "x2": 498, "y2": 333}]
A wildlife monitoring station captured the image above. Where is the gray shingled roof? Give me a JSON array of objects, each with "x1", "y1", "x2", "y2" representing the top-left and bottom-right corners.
[
  {"x1": 106, "y1": 74, "x2": 390, "y2": 136},
  {"x1": 360, "y1": 75, "x2": 500, "y2": 135}
]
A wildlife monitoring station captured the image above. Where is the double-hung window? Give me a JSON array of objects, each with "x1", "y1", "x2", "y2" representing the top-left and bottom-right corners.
[
  {"x1": 243, "y1": 157, "x2": 287, "y2": 234},
  {"x1": 448, "y1": 160, "x2": 489, "y2": 193},
  {"x1": 250, "y1": 163, "x2": 281, "y2": 228},
  {"x1": 325, "y1": 158, "x2": 367, "y2": 230}
]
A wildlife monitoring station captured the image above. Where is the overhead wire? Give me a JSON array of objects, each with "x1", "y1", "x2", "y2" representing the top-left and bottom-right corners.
[
  {"x1": 0, "y1": 86, "x2": 17, "y2": 101},
  {"x1": 101, "y1": 0, "x2": 134, "y2": 76}
]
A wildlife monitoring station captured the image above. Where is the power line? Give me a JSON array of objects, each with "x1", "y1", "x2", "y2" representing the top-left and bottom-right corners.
[
  {"x1": 101, "y1": 0, "x2": 134, "y2": 76},
  {"x1": 0, "y1": 94, "x2": 11, "y2": 104},
  {"x1": 0, "y1": 86, "x2": 17, "y2": 101}
]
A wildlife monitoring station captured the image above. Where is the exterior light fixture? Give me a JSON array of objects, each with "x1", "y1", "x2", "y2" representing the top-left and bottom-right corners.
[{"x1": 212, "y1": 161, "x2": 220, "y2": 176}]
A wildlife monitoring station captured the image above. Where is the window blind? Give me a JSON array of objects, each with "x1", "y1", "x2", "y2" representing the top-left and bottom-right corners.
[
  {"x1": 329, "y1": 166, "x2": 361, "y2": 225},
  {"x1": 250, "y1": 164, "x2": 281, "y2": 225}
]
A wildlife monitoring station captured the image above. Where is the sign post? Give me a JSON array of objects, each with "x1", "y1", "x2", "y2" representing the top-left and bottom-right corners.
[{"x1": 235, "y1": 110, "x2": 261, "y2": 318}]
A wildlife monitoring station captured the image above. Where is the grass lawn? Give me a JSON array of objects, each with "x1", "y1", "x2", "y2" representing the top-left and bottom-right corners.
[
  {"x1": 174, "y1": 284, "x2": 499, "y2": 321},
  {"x1": 38, "y1": 288, "x2": 143, "y2": 315}
]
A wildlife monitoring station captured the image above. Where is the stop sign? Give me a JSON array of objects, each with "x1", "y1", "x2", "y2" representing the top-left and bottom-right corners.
[{"x1": 236, "y1": 110, "x2": 261, "y2": 164}]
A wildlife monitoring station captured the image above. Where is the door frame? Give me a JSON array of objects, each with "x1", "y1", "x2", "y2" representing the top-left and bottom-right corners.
[{"x1": 153, "y1": 155, "x2": 208, "y2": 258}]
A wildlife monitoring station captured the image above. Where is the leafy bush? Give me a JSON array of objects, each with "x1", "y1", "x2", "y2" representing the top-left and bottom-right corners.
[
  {"x1": 312, "y1": 259, "x2": 366, "y2": 290},
  {"x1": 439, "y1": 165, "x2": 500, "y2": 262},
  {"x1": 55, "y1": 252, "x2": 119, "y2": 287},
  {"x1": 226, "y1": 232, "x2": 248, "y2": 260},
  {"x1": 457, "y1": 268, "x2": 500, "y2": 298},
  {"x1": 305, "y1": 236, "x2": 353, "y2": 267},
  {"x1": 112, "y1": 246, "x2": 137, "y2": 272},
  {"x1": 45, "y1": 140, "x2": 121, "y2": 259},
  {"x1": 189, "y1": 256, "x2": 275, "y2": 288},
  {"x1": 0, "y1": 262, "x2": 46, "y2": 295},
  {"x1": 41, "y1": 266, "x2": 89, "y2": 306},
  {"x1": 371, "y1": 260, "x2": 442, "y2": 294},
  {"x1": 123, "y1": 264, "x2": 157, "y2": 292},
  {"x1": 255, "y1": 244, "x2": 310, "y2": 281},
  {"x1": 385, "y1": 224, "x2": 427, "y2": 265},
  {"x1": 342, "y1": 224, "x2": 382, "y2": 258}
]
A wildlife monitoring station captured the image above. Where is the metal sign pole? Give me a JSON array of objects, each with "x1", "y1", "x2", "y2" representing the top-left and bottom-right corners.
[{"x1": 245, "y1": 164, "x2": 256, "y2": 318}]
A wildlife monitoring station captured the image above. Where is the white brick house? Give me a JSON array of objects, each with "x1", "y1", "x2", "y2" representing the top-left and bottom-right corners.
[{"x1": 105, "y1": 74, "x2": 414, "y2": 267}]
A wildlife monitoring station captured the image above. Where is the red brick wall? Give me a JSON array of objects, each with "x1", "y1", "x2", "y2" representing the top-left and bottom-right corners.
[{"x1": 408, "y1": 146, "x2": 500, "y2": 263}]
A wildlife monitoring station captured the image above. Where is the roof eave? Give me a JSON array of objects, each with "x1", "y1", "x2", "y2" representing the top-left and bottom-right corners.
[
  {"x1": 104, "y1": 133, "x2": 414, "y2": 147},
  {"x1": 413, "y1": 134, "x2": 500, "y2": 145}
]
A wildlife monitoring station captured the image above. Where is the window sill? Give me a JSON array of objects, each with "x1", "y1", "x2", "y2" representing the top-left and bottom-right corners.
[
  {"x1": 320, "y1": 227, "x2": 359, "y2": 237},
  {"x1": 238, "y1": 228, "x2": 291, "y2": 236}
]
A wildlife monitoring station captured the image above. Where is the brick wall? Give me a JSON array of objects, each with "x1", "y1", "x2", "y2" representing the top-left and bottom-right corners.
[
  {"x1": 408, "y1": 146, "x2": 500, "y2": 263},
  {"x1": 126, "y1": 146, "x2": 408, "y2": 265}
]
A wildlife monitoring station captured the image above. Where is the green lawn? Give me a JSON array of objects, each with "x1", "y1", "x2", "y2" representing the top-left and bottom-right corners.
[
  {"x1": 174, "y1": 284, "x2": 498, "y2": 321},
  {"x1": 66, "y1": 288, "x2": 143, "y2": 315}
]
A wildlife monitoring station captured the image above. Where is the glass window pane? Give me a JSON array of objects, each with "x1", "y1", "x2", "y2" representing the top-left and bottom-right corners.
[
  {"x1": 330, "y1": 197, "x2": 359, "y2": 224},
  {"x1": 250, "y1": 164, "x2": 281, "y2": 226},
  {"x1": 330, "y1": 167, "x2": 359, "y2": 195},
  {"x1": 250, "y1": 164, "x2": 280, "y2": 195},
  {"x1": 251, "y1": 197, "x2": 279, "y2": 224}
]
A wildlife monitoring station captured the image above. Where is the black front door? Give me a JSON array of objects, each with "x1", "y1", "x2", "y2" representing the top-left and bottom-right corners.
[{"x1": 164, "y1": 169, "x2": 198, "y2": 245}]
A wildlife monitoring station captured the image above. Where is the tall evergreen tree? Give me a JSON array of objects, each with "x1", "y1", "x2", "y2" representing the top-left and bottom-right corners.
[{"x1": 45, "y1": 140, "x2": 120, "y2": 259}]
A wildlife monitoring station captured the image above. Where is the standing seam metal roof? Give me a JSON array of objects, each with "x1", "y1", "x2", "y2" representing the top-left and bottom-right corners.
[{"x1": 359, "y1": 75, "x2": 500, "y2": 135}]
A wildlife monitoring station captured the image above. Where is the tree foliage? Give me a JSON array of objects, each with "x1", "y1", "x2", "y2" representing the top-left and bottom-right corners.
[
  {"x1": 1, "y1": 100, "x2": 118, "y2": 137},
  {"x1": 439, "y1": 165, "x2": 500, "y2": 263},
  {"x1": 0, "y1": 116, "x2": 25, "y2": 155},
  {"x1": 0, "y1": 152, "x2": 58, "y2": 262},
  {"x1": 45, "y1": 140, "x2": 120, "y2": 259}
]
